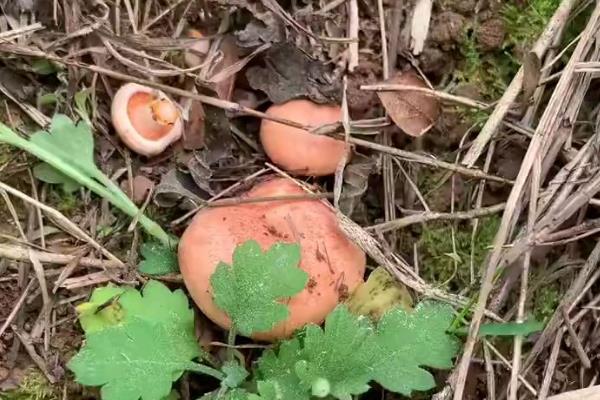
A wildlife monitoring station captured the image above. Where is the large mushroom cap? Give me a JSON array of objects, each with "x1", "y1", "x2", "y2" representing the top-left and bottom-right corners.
[
  {"x1": 111, "y1": 83, "x2": 183, "y2": 157},
  {"x1": 178, "y1": 177, "x2": 366, "y2": 341},
  {"x1": 260, "y1": 100, "x2": 350, "y2": 176}
]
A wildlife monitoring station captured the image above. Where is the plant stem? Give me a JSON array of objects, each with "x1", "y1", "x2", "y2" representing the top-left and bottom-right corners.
[
  {"x1": 186, "y1": 362, "x2": 225, "y2": 381},
  {"x1": 227, "y1": 327, "x2": 237, "y2": 361},
  {"x1": 0, "y1": 123, "x2": 174, "y2": 246}
]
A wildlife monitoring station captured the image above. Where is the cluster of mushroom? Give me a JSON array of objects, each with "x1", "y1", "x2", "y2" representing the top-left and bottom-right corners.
[{"x1": 110, "y1": 35, "x2": 364, "y2": 341}]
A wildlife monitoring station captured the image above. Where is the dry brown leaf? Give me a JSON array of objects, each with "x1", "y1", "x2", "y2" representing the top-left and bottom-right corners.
[
  {"x1": 376, "y1": 70, "x2": 440, "y2": 137},
  {"x1": 213, "y1": 36, "x2": 239, "y2": 101},
  {"x1": 132, "y1": 175, "x2": 154, "y2": 204},
  {"x1": 183, "y1": 100, "x2": 206, "y2": 150}
]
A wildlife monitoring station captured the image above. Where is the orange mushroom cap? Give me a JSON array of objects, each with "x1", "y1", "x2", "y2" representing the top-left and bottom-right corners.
[
  {"x1": 111, "y1": 83, "x2": 183, "y2": 157},
  {"x1": 178, "y1": 177, "x2": 366, "y2": 341},
  {"x1": 259, "y1": 99, "x2": 350, "y2": 176}
]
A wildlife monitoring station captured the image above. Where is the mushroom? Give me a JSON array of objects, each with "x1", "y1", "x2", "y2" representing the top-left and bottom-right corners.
[
  {"x1": 178, "y1": 177, "x2": 366, "y2": 341},
  {"x1": 259, "y1": 99, "x2": 350, "y2": 176},
  {"x1": 184, "y1": 29, "x2": 210, "y2": 68},
  {"x1": 111, "y1": 83, "x2": 183, "y2": 157}
]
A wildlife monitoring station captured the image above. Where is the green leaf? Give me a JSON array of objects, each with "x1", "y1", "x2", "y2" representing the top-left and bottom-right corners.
[
  {"x1": 30, "y1": 59, "x2": 59, "y2": 75},
  {"x1": 370, "y1": 301, "x2": 460, "y2": 396},
  {"x1": 454, "y1": 320, "x2": 544, "y2": 337},
  {"x1": 256, "y1": 339, "x2": 309, "y2": 400},
  {"x1": 210, "y1": 240, "x2": 308, "y2": 336},
  {"x1": 0, "y1": 114, "x2": 174, "y2": 245},
  {"x1": 68, "y1": 281, "x2": 211, "y2": 400},
  {"x1": 222, "y1": 361, "x2": 249, "y2": 389},
  {"x1": 30, "y1": 115, "x2": 102, "y2": 180},
  {"x1": 75, "y1": 285, "x2": 127, "y2": 333},
  {"x1": 139, "y1": 242, "x2": 179, "y2": 276},
  {"x1": 293, "y1": 307, "x2": 375, "y2": 399},
  {"x1": 256, "y1": 302, "x2": 459, "y2": 400},
  {"x1": 74, "y1": 88, "x2": 93, "y2": 125},
  {"x1": 33, "y1": 162, "x2": 81, "y2": 193}
]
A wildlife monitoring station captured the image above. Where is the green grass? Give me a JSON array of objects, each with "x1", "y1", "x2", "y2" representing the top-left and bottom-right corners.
[
  {"x1": 502, "y1": 0, "x2": 561, "y2": 48},
  {"x1": 452, "y1": 0, "x2": 571, "y2": 126},
  {"x1": 533, "y1": 283, "x2": 561, "y2": 323},
  {"x1": 419, "y1": 216, "x2": 500, "y2": 292}
]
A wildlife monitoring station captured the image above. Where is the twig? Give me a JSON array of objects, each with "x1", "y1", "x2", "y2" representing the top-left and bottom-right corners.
[
  {"x1": 12, "y1": 327, "x2": 56, "y2": 383},
  {"x1": 0, "y1": 243, "x2": 123, "y2": 269},
  {"x1": 265, "y1": 162, "x2": 504, "y2": 321},
  {"x1": 452, "y1": 3, "x2": 600, "y2": 397},
  {"x1": 547, "y1": 386, "x2": 600, "y2": 400},
  {"x1": 484, "y1": 339, "x2": 538, "y2": 396},
  {"x1": 347, "y1": 0, "x2": 359, "y2": 71},
  {"x1": 0, "y1": 23, "x2": 44, "y2": 41},
  {"x1": 524, "y1": 240, "x2": 600, "y2": 372},
  {"x1": 361, "y1": 84, "x2": 489, "y2": 109},
  {"x1": 538, "y1": 330, "x2": 564, "y2": 400},
  {"x1": 367, "y1": 202, "x2": 506, "y2": 232},
  {"x1": 349, "y1": 137, "x2": 511, "y2": 184},
  {"x1": 170, "y1": 168, "x2": 270, "y2": 226},
  {"x1": 141, "y1": 0, "x2": 186, "y2": 31},
  {"x1": 560, "y1": 306, "x2": 591, "y2": 369},
  {"x1": 376, "y1": 0, "x2": 397, "y2": 248},
  {"x1": 460, "y1": 0, "x2": 579, "y2": 167},
  {"x1": 483, "y1": 342, "x2": 496, "y2": 400},
  {"x1": 509, "y1": 152, "x2": 540, "y2": 400},
  {"x1": 0, "y1": 279, "x2": 35, "y2": 338},
  {"x1": 0, "y1": 180, "x2": 124, "y2": 267}
]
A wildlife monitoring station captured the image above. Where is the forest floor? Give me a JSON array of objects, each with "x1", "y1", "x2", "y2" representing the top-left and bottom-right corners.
[{"x1": 1, "y1": 0, "x2": 600, "y2": 399}]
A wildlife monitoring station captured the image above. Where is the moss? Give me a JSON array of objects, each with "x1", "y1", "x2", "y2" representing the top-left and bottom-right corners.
[
  {"x1": 418, "y1": 216, "x2": 500, "y2": 292},
  {"x1": 48, "y1": 189, "x2": 79, "y2": 214},
  {"x1": 533, "y1": 284, "x2": 560, "y2": 323},
  {"x1": 453, "y1": 0, "x2": 570, "y2": 125},
  {"x1": 502, "y1": 0, "x2": 561, "y2": 49},
  {"x1": 1, "y1": 369, "x2": 58, "y2": 400}
]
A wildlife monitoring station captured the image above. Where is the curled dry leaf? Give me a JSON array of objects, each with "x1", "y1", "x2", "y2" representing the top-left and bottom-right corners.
[
  {"x1": 183, "y1": 99, "x2": 206, "y2": 150},
  {"x1": 376, "y1": 70, "x2": 440, "y2": 137},
  {"x1": 154, "y1": 169, "x2": 202, "y2": 209},
  {"x1": 211, "y1": 36, "x2": 240, "y2": 101},
  {"x1": 339, "y1": 153, "x2": 378, "y2": 218}
]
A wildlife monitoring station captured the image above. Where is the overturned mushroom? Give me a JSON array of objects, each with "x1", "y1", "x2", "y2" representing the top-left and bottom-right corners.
[
  {"x1": 260, "y1": 99, "x2": 349, "y2": 176},
  {"x1": 178, "y1": 177, "x2": 366, "y2": 341},
  {"x1": 111, "y1": 83, "x2": 183, "y2": 157}
]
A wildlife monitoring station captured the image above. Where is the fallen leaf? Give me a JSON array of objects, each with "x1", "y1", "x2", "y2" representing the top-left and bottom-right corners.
[
  {"x1": 376, "y1": 70, "x2": 440, "y2": 137},
  {"x1": 246, "y1": 43, "x2": 341, "y2": 104},
  {"x1": 236, "y1": 18, "x2": 285, "y2": 47},
  {"x1": 339, "y1": 153, "x2": 377, "y2": 218},
  {"x1": 213, "y1": 36, "x2": 240, "y2": 101},
  {"x1": 132, "y1": 175, "x2": 155, "y2": 204},
  {"x1": 183, "y1": 100, "x2": 206, "y2": 150},
  {"x1": 154, "y1": 169, "x2": 202, "y2": 209}
]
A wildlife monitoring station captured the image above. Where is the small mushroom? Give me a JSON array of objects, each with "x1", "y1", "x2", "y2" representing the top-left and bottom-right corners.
[
  {"x1": 184, "y1": 29, "x2": 210, "y2": 68},
  {"x1": 111, "y1": 83, "x2": 183, "y2": 157},
  {"x1": 260, "y1": 99, "x2": 350, "y2": 176},
  {"x1": 178, "y1": 177, "x2": 366, "y2": 341}
]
